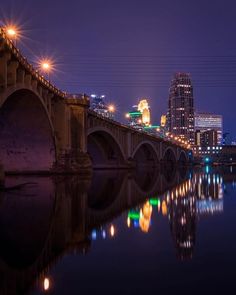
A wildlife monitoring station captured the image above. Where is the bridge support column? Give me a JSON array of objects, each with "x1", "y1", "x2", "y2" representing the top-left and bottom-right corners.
[
  {"x1": 53, "y1": 96, "x2": 92, "y2": 174},
  {"x1": 7, "y1": 60, "x2": 19, "y2": 86},
  {"x1": 17, "y1": 68, "x2": 25, "y2": 84},
  {"x1": 0, "y1": 52, "x2": 11, "y2": 92}
]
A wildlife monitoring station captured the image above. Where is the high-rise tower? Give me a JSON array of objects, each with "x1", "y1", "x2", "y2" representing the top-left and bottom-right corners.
[{"x1": 167, "y1": 73, "x2": 194, "y2": 144}]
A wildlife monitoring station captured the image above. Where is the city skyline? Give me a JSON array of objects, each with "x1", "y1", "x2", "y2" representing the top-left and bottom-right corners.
[{"x1": 0, "y1": 0, "x2": 236, "y2": 138}]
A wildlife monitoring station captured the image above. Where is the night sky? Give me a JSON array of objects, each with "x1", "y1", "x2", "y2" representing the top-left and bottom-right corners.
[{"x1": 1, "y1": 0, "x2": 236, "y2": 138}]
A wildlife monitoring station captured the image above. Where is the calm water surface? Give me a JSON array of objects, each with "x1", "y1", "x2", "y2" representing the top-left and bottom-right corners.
[{"x1": 0, "y1": 167, "x2": 236, "y2": 295}]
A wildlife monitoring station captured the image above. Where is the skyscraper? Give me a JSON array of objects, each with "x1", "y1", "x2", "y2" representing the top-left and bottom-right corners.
[
  {"x1": 137, "y1": 99, "x2": 151, "y2": 126},
  {"x1": 167, "y1": 73, "x2": 195, "y2": 144},
  {"x1": 90, "y1": 94, "x2": 114, "y2": 119}
]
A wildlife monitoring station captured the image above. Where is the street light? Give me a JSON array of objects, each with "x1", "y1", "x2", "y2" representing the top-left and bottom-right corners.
[
  {"x1": 40, "y1": 59, "x2": 53, "y2": 81},
  {"x1": 5, "y1": 26, "x2": 18, "y2": 46},
  {"x1": 108, "y1": 104, "x2": 115, "y2": 113}
]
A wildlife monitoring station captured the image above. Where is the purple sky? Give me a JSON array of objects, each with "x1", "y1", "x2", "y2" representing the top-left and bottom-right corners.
[{"x1": 1, "y1": 0, "x2": 236, "y2": 138}]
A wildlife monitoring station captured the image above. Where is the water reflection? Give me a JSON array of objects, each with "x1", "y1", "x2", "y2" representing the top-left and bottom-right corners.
[{"x1": 0, "y1": 166, "x2": 235, "y2": 294}]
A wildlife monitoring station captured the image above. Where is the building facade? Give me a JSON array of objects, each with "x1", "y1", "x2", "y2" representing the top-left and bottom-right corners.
[
  {"x1": 194, "y1": 113, "x2": 223, "y2": 145},
  {"x1": 90, "y1": 94, "x2": 114, "y2": 119},
  {"x1": 167, "y1": 73, "x2": 195, "y2": 145},
  {"x1": 195, "y1": 129, "x2": 218, "y2": 147}
]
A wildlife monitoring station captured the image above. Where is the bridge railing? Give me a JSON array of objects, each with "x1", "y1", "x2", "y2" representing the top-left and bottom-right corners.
[{"x1": 0, "y1": 27, "x2": 66, "y2": 98}]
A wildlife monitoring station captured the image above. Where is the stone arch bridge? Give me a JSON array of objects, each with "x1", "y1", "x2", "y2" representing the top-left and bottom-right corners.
[{"x1": 0, "y1": 27, "x2": 191, "y2": 173}]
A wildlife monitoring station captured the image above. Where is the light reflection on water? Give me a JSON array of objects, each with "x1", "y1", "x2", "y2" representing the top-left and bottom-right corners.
[{"x1": 0, "y1": 166, "x2": 236, "y2": 295}]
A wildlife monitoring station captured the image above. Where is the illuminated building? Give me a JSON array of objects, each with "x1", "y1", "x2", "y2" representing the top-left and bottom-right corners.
[
  {"x1": 126, "y1": 100, "x2": 161, "y2": 135},
  {"x1": 90, "y1": 94, "x2": 114, "y2": 119},
  {"x1": 167, "y1": 73, "x2": 195, "y2": 144},
  {"x1": 143, "y1": 124, "x2": 160, "y2": 135},
  {"x1": 126, "y1": 107, "x2": 143, "y2": 130},
  {"x1": 194, "y1": 113, "x2": 223, "y2": 145},
  {"x1": 137, "y1": 99, "x2": 151, "y2": 126},
  {"x1": 161, "y1": 115, "x2": 167, "y2": 128},
  {"x1": 160, "y1": 114, "x2": 168, "y2": 137},
  {"x1": 195, "y1": 129, "x2": 218, "y2": 147}
]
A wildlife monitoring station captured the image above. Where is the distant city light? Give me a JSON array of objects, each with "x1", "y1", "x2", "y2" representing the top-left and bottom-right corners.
[
  {"x1": 110, "y1": 225, "x2": 115, "y2": 237},
  {"x1": 128, "y1": 211, "x2": 140, "y2": 220},
  {"x1": 91, "y1": 230, "x2": 97, "y2": 240},
  {"x1": 205, "y1": 157, "x2": 210, "y2": 163},
  {"x1": 162, "y1": 201, "x2": 168, "y2": 216},
  {"x1": 127, "y1": 217, "x2": 131, "y2": 228},
  {"x1": 43, "y1": 278, "x2": 50, "y2": 291},
  {"x1": 149, "y1": 198, "x2": 161, "y2": 206}
]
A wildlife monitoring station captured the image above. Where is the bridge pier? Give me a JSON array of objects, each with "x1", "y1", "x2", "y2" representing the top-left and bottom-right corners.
[{"x1": 53, "y1": 95, "x2": 92, "y2": 174}]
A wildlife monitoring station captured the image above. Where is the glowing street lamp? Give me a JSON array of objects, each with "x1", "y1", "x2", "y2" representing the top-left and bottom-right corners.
[
  {"x1": 7, "y1": 28, "x2": 16, "y2": 37},
  {"x1": 40, "y1": 59, "x2": 53, "y2": 81},
  {"x1": 5, "y1": 26, "x2": 18, "y2": 46},
  {"x1": 108, "y1": 104, "x2": 115, "y2": 113},
  {"x1": 42, "y1": 62, "x2": 50, "y2": 70}
]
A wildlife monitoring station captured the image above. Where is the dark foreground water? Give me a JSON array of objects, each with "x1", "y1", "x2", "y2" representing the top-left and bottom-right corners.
[{"x1": 0, "y1": 166, "x2": 236, "y2": 295}]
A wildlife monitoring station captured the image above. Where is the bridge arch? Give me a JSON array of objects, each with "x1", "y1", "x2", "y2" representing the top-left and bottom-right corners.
[
  {"x1": 0, "y1": 87, "x2": 56, "y2": 172},
  {"x1": 87, "y1": 127, "x2": 126, "y2": 169},
  {"x1": 131, "y1": 141, "x2": 159, "y2": 167}
]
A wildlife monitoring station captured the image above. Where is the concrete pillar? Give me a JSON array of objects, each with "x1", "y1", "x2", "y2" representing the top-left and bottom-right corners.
[
  {"x1": 24, "y1": 73, "x2": 32, "y2": 86},
  {"x1": 17, "y1": 68, "x2": 25, "y2": 84},
  {"x1": 127, "y1": 131, "x2": 132, "y2": 158},
  {"x1": 47, "y1": 93, "x2": 54, "y2": 117},
  {"x1": 31, "y1": 79, "x2": 38, "y2": 91},
  {"x1": 7, "y1": 60, "x2": 19, "y2": 86},
  {"x1": 37, "y1": 85, "x2": 42, "y2": 97},
  {"x1": 52, "y1": 97, "x2": 92, "y2": 173},
  {"x1": 0, "y1": 52, "x2": 11, "y2": 90}
]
